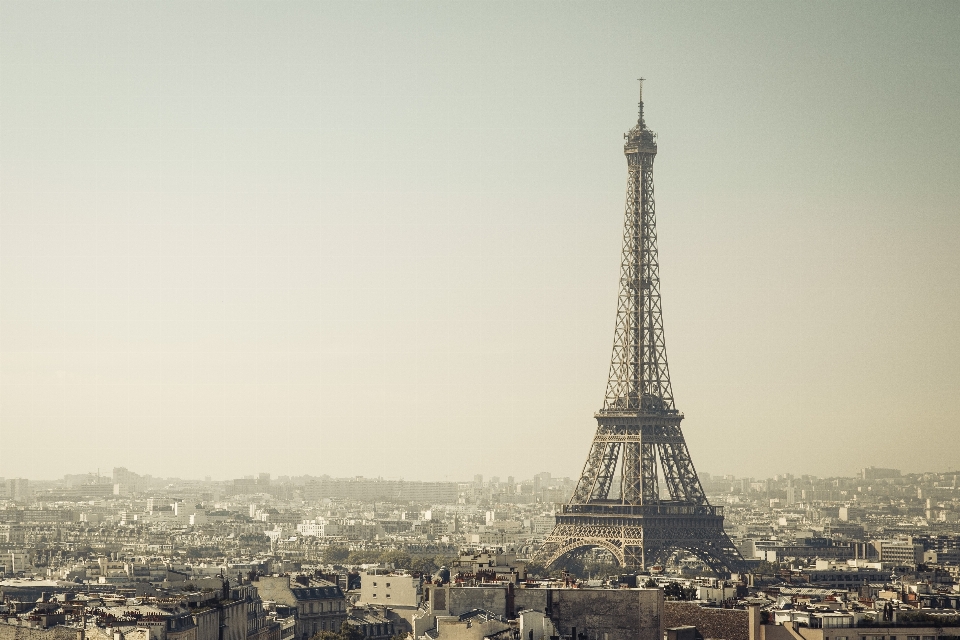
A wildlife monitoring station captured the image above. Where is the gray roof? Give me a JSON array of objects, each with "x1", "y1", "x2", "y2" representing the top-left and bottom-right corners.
[
  {"x1": 458, "y1": 609, "x2": 508, "y2": 624},
  {"x1": 291, "y1": 587, "x2": 343, "y2": 600}
]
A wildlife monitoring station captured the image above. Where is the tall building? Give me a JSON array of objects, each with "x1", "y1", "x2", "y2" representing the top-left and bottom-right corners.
[
  {"x1": 861, "y1": 467, "x2": 901, "y2": 480},
  {"x1": 6, "y1": 478, "x2": 30, "y2": 502},
  {"x1": 536, "y1": 82, "x2": 744, "y2": 574}
]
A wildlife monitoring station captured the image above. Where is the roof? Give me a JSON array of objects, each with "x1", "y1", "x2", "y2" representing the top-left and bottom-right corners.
[
  {"x1": 291, "y1": 587, "x2": 343, "y2": 601},
  {"x1": 779, "y1": 588, "x2": 836, "y2": 597},
  {"x1": 0, "y1": 580, "x2": 62, "y2": 588},
  {"x1": 348, "y1": 610, "x2": 390, "y2": 625},
  {"x1": 457, "y1": 609, "x2": 508, "y2": 624},
  {"x1": 254, "y1": 576, "x2": 344, "y2": 604}
]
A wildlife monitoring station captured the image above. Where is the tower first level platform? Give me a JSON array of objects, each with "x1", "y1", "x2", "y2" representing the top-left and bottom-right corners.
[{"x1": 540, "y1": 502, "x2": 739, "y2": 574}]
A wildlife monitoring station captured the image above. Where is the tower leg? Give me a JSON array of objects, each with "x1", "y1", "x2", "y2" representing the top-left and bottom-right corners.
[{"x1": 623, "y1": 545, "x2": 645, "y2": 569}]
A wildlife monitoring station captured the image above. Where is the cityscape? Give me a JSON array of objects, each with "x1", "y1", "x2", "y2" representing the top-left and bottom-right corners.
[
  {"x1": 3, "y1": 2, "x2": 960, "y2": 640},
  {"x1": 3, "y1": 464, "x2": 960, "y2": 640}
]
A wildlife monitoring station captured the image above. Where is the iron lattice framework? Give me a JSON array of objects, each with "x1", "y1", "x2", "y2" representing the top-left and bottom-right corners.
[{"x1": 536, "y1": 83, "x2": 746, "y2": 575}]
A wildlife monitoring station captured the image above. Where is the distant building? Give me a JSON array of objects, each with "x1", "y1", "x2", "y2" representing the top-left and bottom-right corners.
[
  {"x1": 805, "y1": 567, "x2": 890, "y2": 588},
  {"x1": 113, "y1": 467, "x2": 145, "y2": 494},
  {"x1": 450, "y1": 550, "x2": 526, "y2": 582},
  {"x1": 871, "y1": 539, "x2": 924, "y2": 566},
  {"x1": 824, "y1": 522, "x2": 865, "y2": 540},
  {"x1": 5, "y1": 479, "x2": 30, "y2": 502},
  {"x1": 302, "y1": 478, "x2": 458, "y2": 503},
  {"x1": 861, "y1": 467, "x2": 901, "y2": 480},
  {"x1": 296, "y1": 519, "x2": 342, "y2": 538}
]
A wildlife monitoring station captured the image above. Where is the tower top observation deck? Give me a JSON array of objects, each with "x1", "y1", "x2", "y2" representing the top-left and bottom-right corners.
[{"x1": 625, "y1": 78, "x2": 657, "y2": 156}]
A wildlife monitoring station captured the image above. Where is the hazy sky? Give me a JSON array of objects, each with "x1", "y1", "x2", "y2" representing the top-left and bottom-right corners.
[{"x1": 1, "y1": 1, "x2": 959, "y2": 482}]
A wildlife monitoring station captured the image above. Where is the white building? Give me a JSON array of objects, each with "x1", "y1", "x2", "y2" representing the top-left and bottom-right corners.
[{"x1": 297, "y1": 519, "x2": 343, "y2": 538}]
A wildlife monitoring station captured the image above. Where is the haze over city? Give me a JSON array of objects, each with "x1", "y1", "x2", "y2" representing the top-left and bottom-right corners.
[
  {"x1": 2, "y1": 1, "x2": 959, "y2": 483},
  {"x1": 7, "y1": 7, "x2": 960, "y2": 640}
]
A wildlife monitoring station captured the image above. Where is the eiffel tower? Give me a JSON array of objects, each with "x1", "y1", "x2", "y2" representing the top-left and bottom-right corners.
[{"x1": 536, "y1": 81, "x2": 746, "y2": 575}]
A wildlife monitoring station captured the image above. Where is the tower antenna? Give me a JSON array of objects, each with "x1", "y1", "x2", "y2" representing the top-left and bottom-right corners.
[{"x1": 637, "y1": 77, "x2": 646, "y2": 127}]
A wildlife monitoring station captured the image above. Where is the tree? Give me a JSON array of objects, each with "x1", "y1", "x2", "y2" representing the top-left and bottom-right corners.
[
  {"x1": 323, "y1": 545, "x2": 350, "y2": 564},
  {"x1": 409, "y1": 556, "x2": 438, "y2": 575},
  {"x1": 552, "y1": 556, "x2": 586, "y2": 579},
  {"x1": 663, "y1": 582, "x2": 684, "y2": 600},
  {"x1": 524, "y1": 562, "x2": 547, "y2": 579},
  {"x1": 311, "y1": 622, "x2": 363, "y2": 640},
  {"x1": 347, "y1": 549, "x2": 381, "y2": 565},
  {"x1": 663, "y1": 582, "x2": 696, "y2": 600},
  {"x1": 379, "y1": 550, "x2": 412, "y2": 569}
]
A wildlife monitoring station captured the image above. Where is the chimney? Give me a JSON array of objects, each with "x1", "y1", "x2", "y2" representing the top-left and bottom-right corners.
[{"x1": 748, "y1": 604, "x2": 761, "y2": 640}]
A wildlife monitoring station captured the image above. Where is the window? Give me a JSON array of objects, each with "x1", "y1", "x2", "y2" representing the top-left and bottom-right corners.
[
  {"x1": 372, "y1": 582, "x2": 377, "y2": 586},
  {"x1": 372, "y1": 594, "x2": 376, "y2": 598},
  {"x1": 386, "y1": 583, "x2": 390, "y2": 587}
]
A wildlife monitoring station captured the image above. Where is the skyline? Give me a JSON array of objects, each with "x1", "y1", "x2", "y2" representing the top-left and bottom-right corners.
[
  {"x1": 2, "y1": 1, "x2": 960, "y2": 482},
  {"x1": 6, "y1": 462, "x2": 959, "y2": 486}
]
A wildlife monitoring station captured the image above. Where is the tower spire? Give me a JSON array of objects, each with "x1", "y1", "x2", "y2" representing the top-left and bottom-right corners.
[{"x1": 637, "y1": 77, "x2": 646, "y2": 128}]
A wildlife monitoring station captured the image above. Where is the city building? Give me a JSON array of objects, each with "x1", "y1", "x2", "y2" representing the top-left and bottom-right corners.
[{"x1": 254, "y1": 575, "x2": 347, "y2": 640}]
